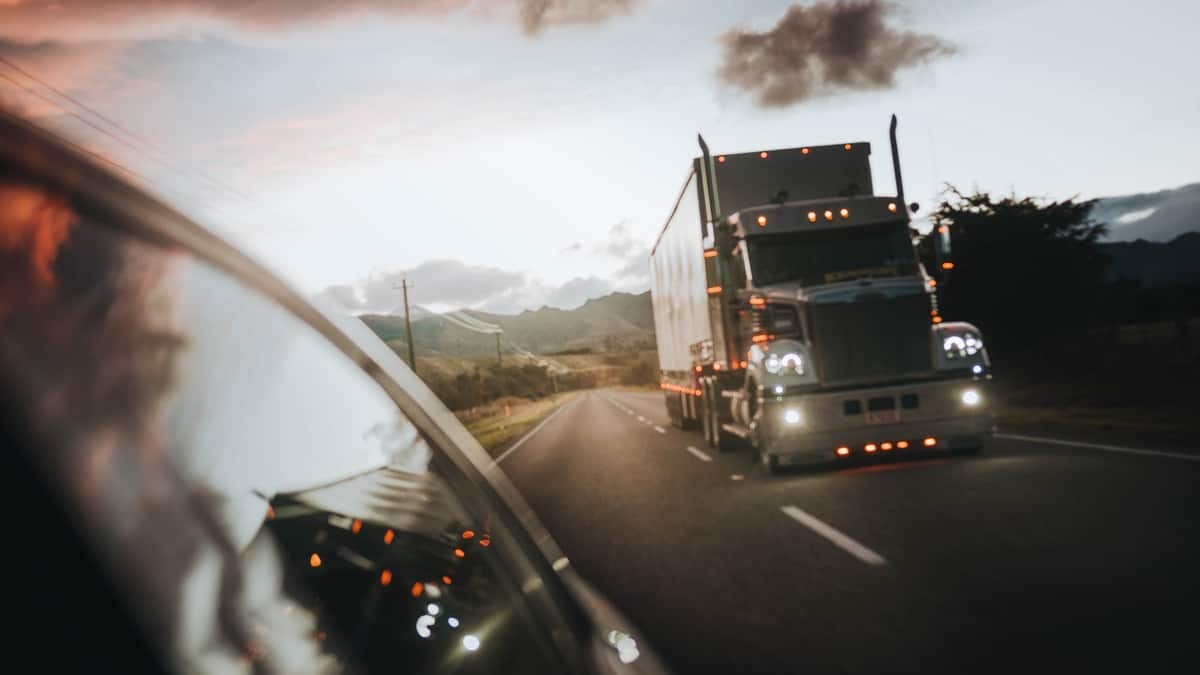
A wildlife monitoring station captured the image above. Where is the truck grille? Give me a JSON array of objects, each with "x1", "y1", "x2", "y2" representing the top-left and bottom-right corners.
[{"x1": 808, "y1": 293, "x2": 933, "y2": 384}]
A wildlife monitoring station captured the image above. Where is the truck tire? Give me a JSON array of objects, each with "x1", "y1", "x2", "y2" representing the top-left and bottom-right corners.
[{"x1": 761, "y1": 451, "x2": 782, "y2": 475}]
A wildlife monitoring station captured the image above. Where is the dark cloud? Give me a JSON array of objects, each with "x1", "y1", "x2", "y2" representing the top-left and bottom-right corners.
[
  {"x1": 0, "y1": 0, "x2": 637, "y2": 43},
  {"x1": 718, "y1": 0, "x2": 956, "y2": 108},
  {"x1": 519, "y1": 0, "x2": 642, "y2": 35}
]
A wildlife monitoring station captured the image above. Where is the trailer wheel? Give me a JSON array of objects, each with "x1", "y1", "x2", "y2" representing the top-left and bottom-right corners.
[{"x1": 701, "y1": 380, "x2": 715, "y2": 448}]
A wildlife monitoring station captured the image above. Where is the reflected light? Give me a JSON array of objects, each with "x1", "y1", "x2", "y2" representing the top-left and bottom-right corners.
[
  {"x1": 416, "y1": 615, "x2": 435, "y2": 639},
  {"x1": 309, "y1": 553, "x2": 322, "y2": 568},
  {"x1": 463, "y1": 635, "x2": 481, "y2": 652},
  {"x1": 479, "y1": 537, "x2": 491, "y2": 547},
  {"x1": 462, "y1": 530, "x2": 475, "y2": 539}
]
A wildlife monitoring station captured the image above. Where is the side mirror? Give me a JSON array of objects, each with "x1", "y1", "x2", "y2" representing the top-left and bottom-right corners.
[{"x1": 909, "y1": 202, "x2": 920, "y2": 214}]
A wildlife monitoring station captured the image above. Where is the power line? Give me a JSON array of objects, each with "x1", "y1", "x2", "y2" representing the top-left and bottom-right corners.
[{"x1": 0, "y1": 55, "x2": 249, "y2": 202}]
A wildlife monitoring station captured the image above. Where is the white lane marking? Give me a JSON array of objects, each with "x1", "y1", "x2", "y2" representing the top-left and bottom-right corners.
[
  {"x1": 637, "y1": 415, "x2": 647, "y2": 423},
  {"x1": 494, "y1": 399, "x2": 574, "y2": 465},
  {"x1": 686, "y1": 445, "x2": 712, "y2": 462},
  {"x1": 654, "y1": 425, "x2": 667, "y2": 434},
  {"x1": 996, "y1": 433, "x2": 1200, "y2": 462},
  {"x1": 780, "y1": 506, "x2": 887, "y2": 566}
]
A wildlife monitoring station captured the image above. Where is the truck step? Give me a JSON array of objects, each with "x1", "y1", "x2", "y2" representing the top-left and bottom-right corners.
[{"x1": 721, "y1": 423, "x2": 752, "y2": 439}]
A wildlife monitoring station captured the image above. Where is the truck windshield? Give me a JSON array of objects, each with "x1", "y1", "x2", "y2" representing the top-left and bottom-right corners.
[{"x1": 747, "y1": 222, "x2": 917, "y2": 287}]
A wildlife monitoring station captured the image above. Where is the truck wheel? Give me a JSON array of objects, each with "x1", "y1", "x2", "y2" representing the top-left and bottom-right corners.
[
  {"x1": 701, "y1": 381, "x2": 715, "y2": 448},
  {"x1": 761, "y1": 451, "x2": 782, "y2": 475}
]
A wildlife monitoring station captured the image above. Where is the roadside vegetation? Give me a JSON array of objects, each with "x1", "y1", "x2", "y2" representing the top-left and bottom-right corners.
[{"x1": 924, "y1": 188, "x2": 1199, "y2": 445}]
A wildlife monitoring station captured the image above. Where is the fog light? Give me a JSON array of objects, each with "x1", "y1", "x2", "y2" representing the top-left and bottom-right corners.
[
  {"x1": 784, "y1": 409, "x2": 801, "y2": 425},
  {"x1": 961, "y1": 389, "x2": 981, "y2": 406}
]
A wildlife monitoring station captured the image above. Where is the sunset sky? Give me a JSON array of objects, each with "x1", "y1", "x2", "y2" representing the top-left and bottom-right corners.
[{"x1": 2, "y1": 0, "x2": 1196, "y2": 314}]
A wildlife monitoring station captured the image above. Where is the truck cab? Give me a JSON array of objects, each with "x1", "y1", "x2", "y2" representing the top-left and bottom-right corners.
[{"x1": 650, "y1": 117, "x2": 994, "y2": 473}]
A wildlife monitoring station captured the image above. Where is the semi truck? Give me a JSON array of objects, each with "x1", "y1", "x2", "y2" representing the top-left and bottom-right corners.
[{"x1": 649, "y1": 116, "x2": 993, "y2": 473}]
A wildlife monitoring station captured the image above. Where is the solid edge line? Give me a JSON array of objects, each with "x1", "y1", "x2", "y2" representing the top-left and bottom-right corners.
[
  {"x1": 685, "y1": 445, "x2": 712, "y2": 462},
  {"x1": 995, "y1": 432, "x2": 1199, "y2": 462},
  {"x1": 780, "y1": 506, "x2": 887, "y2": 566},
  {"x1": 495, "y1": 398, "x2": 574, "y2": 465}
]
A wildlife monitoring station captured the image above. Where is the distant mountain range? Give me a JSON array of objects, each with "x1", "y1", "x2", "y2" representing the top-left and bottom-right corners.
[
  {"x1": 361, "y1": 291, "x2": 655, "y2": 357},
  {"x1": 1094, "y1": 182, "x2": 1199, "y2": 243},
  {"x1": 362, "y1": 184, "x2": 1198, "y2": 356}
]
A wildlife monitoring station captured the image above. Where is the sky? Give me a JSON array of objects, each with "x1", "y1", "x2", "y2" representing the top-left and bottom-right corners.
[{"x1": 1, "y1": 0, "x2": 1197, "y2": 315}]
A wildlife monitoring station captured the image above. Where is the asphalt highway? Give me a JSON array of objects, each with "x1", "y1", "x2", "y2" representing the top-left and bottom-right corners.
[{"x1": 495, "y1": 389, "x2": 1200, "y2": 674}]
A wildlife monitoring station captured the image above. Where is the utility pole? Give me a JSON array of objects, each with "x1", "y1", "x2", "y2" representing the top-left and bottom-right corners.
[
  {"x1": 395, "y1": 278, "x2": 416, "y2": 372},
  {"x1": 495, "y1": 333, "x2": 502, "y2": 366}
]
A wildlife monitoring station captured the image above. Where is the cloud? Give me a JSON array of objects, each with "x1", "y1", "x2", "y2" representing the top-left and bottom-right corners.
[
  {"x1": 593, "y1": 218, "x2": 649, "y2": 286},
  {"x1": 317, "y1": 259, "x2": 615, "y2": 315},
  {"x1": 0, "y1": 1, "x2": 638, "y2": 43},
  {"x1": 560, "y1": 241, "x2": 583, "y2": 253},
  {"x1": 717, "y1": 0, "x2": 956, "y2": 108},
  {"x1": 519, "y1": 0, "x2": 642, "y2": 35}
]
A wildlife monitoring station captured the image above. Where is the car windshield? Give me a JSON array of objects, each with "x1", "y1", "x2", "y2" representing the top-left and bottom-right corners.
[{"x1": 747, "y1": 222, "x2": 918, "y2": 287}]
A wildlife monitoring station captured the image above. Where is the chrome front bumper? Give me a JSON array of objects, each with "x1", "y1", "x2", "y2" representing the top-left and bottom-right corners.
[{"x1": 758, "y1": 377, "x2": 994, "y2": 464}]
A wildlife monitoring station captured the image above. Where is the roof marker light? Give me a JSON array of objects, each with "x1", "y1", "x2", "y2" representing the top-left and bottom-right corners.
[
  {"x1": 807, "y1": 211, "x2": 818, "y2": 223},
  {"x1": 888, "y1": 202, "x2": 898, "y2": 213},
  {"x1": 844, "y1": 143, "x2": 852, "y2": 151},
  {"x1": 824, "y1": 210, "x2": 834, "y2": 221},
  {"x1": 802, "y1": 147, "x2": 810, "y2": 155},
  {"x1": 717, "y1": 155, "x2": 726, "y2": 163},
  {"x1": 757, "y1": 215, "x2": 767, "y2": 227},
  {"x1": 760, "y1": 151, "x2": 769, "y2": 159},
  {"x1": 839, "y1": 208, "x2": 850, "y2": 219}
]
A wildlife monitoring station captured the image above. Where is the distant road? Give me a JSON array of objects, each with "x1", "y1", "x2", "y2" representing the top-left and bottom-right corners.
[{"x1": 495, "y1": 389, "x2": 1200, "y2": 674}]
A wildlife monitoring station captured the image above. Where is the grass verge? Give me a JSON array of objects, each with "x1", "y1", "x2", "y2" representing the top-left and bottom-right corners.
[{"x1": 458, "y1": 392, "x2": 579, "y2": 453}]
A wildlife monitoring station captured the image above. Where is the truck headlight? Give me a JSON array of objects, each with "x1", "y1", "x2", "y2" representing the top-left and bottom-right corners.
[
  {"x1": 764, "y1": 352, "x2": 804, "y2": 376},
  {"x1": 943, "y1": 333, "x2": 983, "y2": 359}
]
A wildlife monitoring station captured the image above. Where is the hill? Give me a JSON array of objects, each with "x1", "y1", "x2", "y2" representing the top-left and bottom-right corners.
[
  {"x1": 1094, "y1": 182, "x2": 1200, "y2": 243},
  {"x1": 1100, "y1": 232, "x2": 1200, "y2": 287},
  {"x1": 361, "y1": 290, "x2": 654, "y2": 357}
]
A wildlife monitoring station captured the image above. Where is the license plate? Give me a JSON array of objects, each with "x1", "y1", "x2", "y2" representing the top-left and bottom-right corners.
[{"x1": 865, "y1": 409, "x2": 899, "y2": 425}]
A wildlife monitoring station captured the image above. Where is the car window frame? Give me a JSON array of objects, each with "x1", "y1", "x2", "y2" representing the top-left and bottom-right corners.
[{"x1": 0, "y1": 108, "x2": 594, "y2": 670}]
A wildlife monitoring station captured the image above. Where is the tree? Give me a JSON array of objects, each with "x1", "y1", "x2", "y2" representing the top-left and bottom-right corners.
[{"x1": 927, "y1": 188, "x2": 1109, "y2": 351}]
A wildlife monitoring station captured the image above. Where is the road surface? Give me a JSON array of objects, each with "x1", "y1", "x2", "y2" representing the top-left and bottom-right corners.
[{"x1": 495, "y1": 389, "x2": 1200, "y2": 674}]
